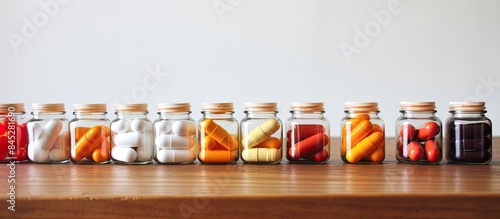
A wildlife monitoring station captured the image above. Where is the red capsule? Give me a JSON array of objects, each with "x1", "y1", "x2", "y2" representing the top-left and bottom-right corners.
[
  {"x1": 424, "y1": 140, "x2": 441, "y2": 163},
  {"x1": 417, "y1": 122, "x2": 440, "y2": 141},
  {"x1": 288, "y1": 133, "x2": 328, "y2": 159},
  {"x1": 287, "y1": 124, "x2": 325, "y2": 141},
  {"x1": 397, "y1": 136, "x2": 404, "y2": 158},
  {"x1": 407, "y1": 141, "x2": 424, "y2": 161},
  {"x1": 0, "y1": 135, "x2": 8, "y2": 159},
  {"x1": 305, "y1": 149, "x2": 329, "y2": 162},
  {"x1": 399, "y1": 124, "x2": 416, "y2": 141}
]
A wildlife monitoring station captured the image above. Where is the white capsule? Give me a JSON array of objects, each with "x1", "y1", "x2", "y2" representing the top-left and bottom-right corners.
[
  {"x1": 37, "y1": 119, "x2": 63, "y2": 150},
  {"x1": 136, "y1": 133, "x2": 153, "y2": 161},
  {"x1": 27, "y1": 122, "x2": 43, "y2": 142},
  {"x1": 172, "y1": 120, "x2": 196, "y2": 136},
  {"x1": 49, "y1": 148, "x2": 70, "y2": 161},
  {"x1": 112, "y1": 147, "x2": 137, "y2": 163},
  {"x1": 130, "y1": 119, "x2": 150, "y2": 133},
  {"x1": 155, "y1": 134, "x2": 195, "y2": 149},
  {"x1": 155, "y1": 120, "x2": 172, "y2": 134},
  {"x1": 111, "y1": 120, "x2": 130, "y2": 133},
  {"x1": 114, "y1": 132, "x2": 144, "y2": 147},
  {"x1": 53, "y1": 131, "x2": 70, "y2": 150},
  {"x1": 156, "y1": 149, "x2": 195, "y2": 163},
  {"x1": 28, "y1": 141, "x2": 50, "y2": 162}
]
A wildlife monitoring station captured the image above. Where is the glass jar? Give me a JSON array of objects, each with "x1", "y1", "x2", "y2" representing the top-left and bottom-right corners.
[
  {"x1": 445, "y1": 102, "x2": 492, "y2": 164},
  {"x1": 240, "y1": 102, "x2": 282, "y2": 164},
  {"x1": 341, "y1": 102, "x2": 385, "y2": 163},
  {"x1": 0, "y1": 103, "x2": 28, "y2": 163},
  {"x1": 285, "y1": 102, "x2": 330, "y2": 163},
  {"x1": 27, "y1": 103, "x2": 70, "y2": 163},
  {"x1": 198, "y1": 102, "x2": 239, "y2": 164},
  {"x1": 111, "y1": 103, "x2": 153, "y2": 164},
  {"x1": 153, "y1": 103, "x2": 196, "y2": 164},
  {"x1": 395, "y1": 102, "x2": 442, "y2": 164},
  {"x1": 69, "y1": 103, "x2": 111, "y2": 164}
]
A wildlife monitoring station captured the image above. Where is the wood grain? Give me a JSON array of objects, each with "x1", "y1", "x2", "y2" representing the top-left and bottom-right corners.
[{"x1": 2, "y1": 138, "x2": 500, "y2": 218}]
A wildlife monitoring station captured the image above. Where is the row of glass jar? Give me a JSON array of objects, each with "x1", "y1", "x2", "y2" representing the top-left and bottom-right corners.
[{"x1": 0, "y1": 101, "x2": 492, "y2": 165}]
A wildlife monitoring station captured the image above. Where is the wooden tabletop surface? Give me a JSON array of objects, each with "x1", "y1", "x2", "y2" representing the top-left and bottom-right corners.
[{"x1": 2, "y1": 138, "x2": 500, "y2": 219}]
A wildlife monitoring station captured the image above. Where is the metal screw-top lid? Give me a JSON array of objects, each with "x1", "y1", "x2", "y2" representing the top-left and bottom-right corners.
[
  {"x1": 201, "y1": 102, "x2": 234, "y2": 113},
  {"x1": 158, "y1": 103, "x2": 191, "y2": 113},
  {"x1": 400, "y1": 101, "x2": 436, "y2": 111},
  {"x1": 449, "y1": 102, "x2": 486, "y2": 112},
  {"x1": 244, "y1": 102, "x2": 278, "y2": 112},
  {"x1": 32, "y1": 103, "x2": 66, "y2": 113},
  {"x1": 73, "y1": 103, "x2": 107, "y2": 113},
  {"x1": 115, "y1": 103, "x2": 148, "y2": 113},
  {"x1": 344, "y1": 102, "x2": 379, "y2": 112},
  {"x1": 0, "y1": 103, "x2": 25, "y2": 113},
  {"x1": 290, "y1": 102, "x2": 324, "y2": 112}
]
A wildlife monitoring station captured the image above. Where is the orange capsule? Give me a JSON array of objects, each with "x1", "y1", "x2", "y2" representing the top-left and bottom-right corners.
[
  {"x1": 199, "y1": 150, "x2": 236, "y2": 163},
  {"x1": 365, "y1": 147, "x2": 384, "y2": 162},
  {"x1": 349, "y1": 120, "x2": 373, "y2": 147},
  {"x1": 75, "y1": 127, "x2": 91, "y2": 141},
  {"x1": 72, "y1": 125, "x2": 110, "y2": 162},
  {"x1": 201, "y1": 119, "x2": 238, "y2": 151},
  {"x1": 346, "y1": 131, "x2": 384, "y2": 163},
  {"x1": 341, "y1": 118, "x2": 365, "y2": 155}
]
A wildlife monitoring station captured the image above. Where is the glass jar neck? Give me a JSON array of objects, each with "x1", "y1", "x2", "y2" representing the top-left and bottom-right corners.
[
  {"x1": 74, "y1": 112, "x2": 107, "y2": 119},
  {"x1": 245, "y1": 111, "x2": 277, "y2": 118},
  {"x1": 32, "y1": 112, "x2": 66, "y2": 119},
  {"x1": 115, "y1": 112, "x2": 148, "y2": 119},
  {"x1": 290, "y1": 111, "x2": 324, "y2": 118},
  {"x1": 158, "y1": 112, "x2": 191, "y2": 119},
  {"x1": 450, "y1": 111, "x2": 485, "y2": 118},
  {"x1": 400, "y1": 110, "x2": 436, "y2": 118},
  {"x1": 202, "y1": 111, "x2": 234, "y2": 119},
  {"x1": 345, "y1": 110, "x2": 379, "y2": 118}
]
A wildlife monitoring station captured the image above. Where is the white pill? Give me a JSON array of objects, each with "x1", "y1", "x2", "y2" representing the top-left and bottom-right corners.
[
  {"x1": 155, "y1": 134, "x2": 195, "y2": 149},
  {"x1": 37, "y1": 119, "x2": 63, "y2": 150},
  {"x1": 156, "y1": 149, "x2": 195, "y2": 163},
  {"x1": 28, "y1": 141, "x2": 50, "y2": 162},
  {"x1": 136, "y1": 133, "x2": 153, "y2": 161},
  {"x1": 27, "y1": 122, "x2": 42, "y2": 143},
  {"x1": 49, "y1": 148, "x2": 70, "y2": 161},
  {"x1": 111, "y1": 120, "x2": 130, "y2": 133},
  {"x1": 112, "y1": 147, "x2": 137, "y2": 163},
  {"x1": 53, "y1": 131, "x2": 70, "y2": 149},
  {"x1": 172, "y1": 121, "x2": 196, "y2": 136},
  {"x1": 114, "y1": 132, "x2": 144, "y2": 147},
  {"x1": 155, "y1": 120, "x2": 172, "y2": 134},
  {"x1": 130, "y1": 119, "x2": 150, "y2": 133}
]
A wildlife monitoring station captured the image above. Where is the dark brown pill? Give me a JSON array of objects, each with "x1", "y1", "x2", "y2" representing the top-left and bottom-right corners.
[
  {"x1": 447, "y1": 150, "x2": 491, "y2": 163},
  {"x1": 449, "y1": 137, "x2": 492, "y2": 151},
  {"x1": 447, "y1": 123, "x2": 491, "y2": 140}
]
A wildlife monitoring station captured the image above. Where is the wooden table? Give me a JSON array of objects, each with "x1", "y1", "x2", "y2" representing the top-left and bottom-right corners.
[{"x1": 2, "y1": 138, "x2": 500, "y2": 219}]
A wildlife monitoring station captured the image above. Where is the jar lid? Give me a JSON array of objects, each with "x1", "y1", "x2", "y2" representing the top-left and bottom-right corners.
[
  {"x1": 73, "y1": 103, "x2": 107, "y2": 113},
  {"x1": 344, "y1": 102, "x2": 379, "y2": 112},
  {"x1": 32, "y1": 103, "x2": 65, "y2": 113},
  {"x1": 244, "y1": 102, "x2": 277, "y2": 112},
  {"x1": 0, "y1": 103, "x2": 25, "y2": 113},
  {"x1": 115, "y1": 103, "x2": 148, "y2": 113},
  {"x1": 400, "y1": 101, "x2": 436, "y2": 111},
  {"x1": 290, "y1": 102, "x2": 324, "y2": 112},
  {"x1": 201, "y1": 102, "x2": 234, "y2": 113},
  {"x1": 449, "y1": 102, "x2": 486, "y2": 111},
  {"x1": 158, "y1": 103, "x2": 191, "y2": 113}
]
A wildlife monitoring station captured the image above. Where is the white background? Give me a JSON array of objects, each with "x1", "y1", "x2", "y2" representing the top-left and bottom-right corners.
[{"x1": 1, "y1": 0, "x2": 499, "y2": 137}]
